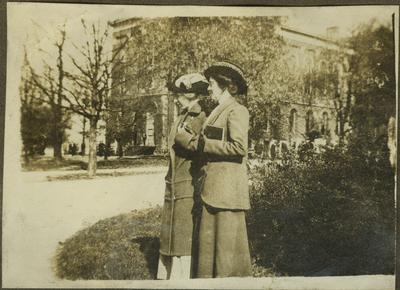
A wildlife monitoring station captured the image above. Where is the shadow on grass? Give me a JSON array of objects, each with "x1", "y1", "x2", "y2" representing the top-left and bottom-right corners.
[
  {"x1": 54, "y1": 207, "x2": 162, "y2": 280},
  {"x1": 131, "y1": 236, "x2": 160, "y2": 279},
  {"x1": 22, "y1": 157, "x2": 86, "y2": 171},
  {"x1": 54, "y1": 206, "x2": 276, "y2": 280}
]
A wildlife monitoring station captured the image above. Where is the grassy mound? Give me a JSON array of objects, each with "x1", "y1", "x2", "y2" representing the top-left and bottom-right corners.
[
  {"x1": 55, "y1": 207, "x2": 162, "y2": 280},
  {"x1": 55, "y1": 206, "x2": 275, "y2": 280}
]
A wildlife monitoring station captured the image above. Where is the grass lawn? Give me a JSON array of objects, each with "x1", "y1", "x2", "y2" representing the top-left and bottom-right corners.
[
  {"x1": 54, "y1": 207, "x2": 276, "y2": 280},
  {"x1": 55, "y1": 207, "x2": 162, "y2": 280},
  {"x1": 22, "y1": 155, "x2": 168, "y2": 172},
  {"x1": 46, "y1": 169, "x2": 166, "y2": 181}
]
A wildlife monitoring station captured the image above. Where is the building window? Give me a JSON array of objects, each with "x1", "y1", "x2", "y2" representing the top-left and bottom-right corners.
[
  {"x1": 306, "y1": 49, "x2": 316, "y2": 71},
  {"x1": 289, "y1": 108, "x2": 297, "y2": 135},
  {"x1": 270, "y1": 143, "x2": 277, "y2": 160},
  {"x1": 145, "y1": 112, "x2": 155, "y2": 146},
  {"x1": 271, "y1": 106, "x2": 281, "y2": 140},
  {"x1": 320, "y1": 60, "x2": 327, "y2": 72},
  {"x1": 336, "y1": 116, "x2": 342, "y2": 137},
  {"x1": 321, "y1": 112, "x2": 329, "y2": 136},
  {"x1": 305, "y1": 110, "x2": 314, "y2": 134},
  {"x1": 281, "y1": 142, "x2": 289, "y2": 157},
  {"x1": 263, "y1": 139, "x2": 270, "y2": 159}
]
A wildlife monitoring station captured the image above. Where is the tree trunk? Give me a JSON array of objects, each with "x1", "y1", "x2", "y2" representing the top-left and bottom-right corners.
[
  {"x1": 88, "y1": 118, "x2": 97, "y2": 177},
  {"x1": 53, "y1": 140, "x2": 63, "y2": 161},
  {"x1": 23, "y1": 150, "x2": 30, "y2": 165},
  {"x1": 387, "y1": 116, "x2": 396, "y2": 169},
  {"x1": 52, "y1": 105, "x2": 64, "y2": 161},
  {"x1": 338, "y1": 110, "x2": 345, "y2": 145},
  {"x1": 80, "y1": 142, "x2": 86, "y2": 156},
  {"x1": 116, "y1": 139, "x2": 123, "y2": 158},
  {"x1": 104, "y1": 141, "x2": 111, "y2": 160},
  {"x1": 81, "y1": 117, "x2": 86, "y2": 156}
]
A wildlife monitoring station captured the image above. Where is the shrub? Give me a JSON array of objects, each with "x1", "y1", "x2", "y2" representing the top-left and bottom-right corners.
[
  {"x1": 55, "y1": 207, "x2": 162, "y2": 280},
  {"x1": 247, "y1": 141, "x2": 395, "y2": 276}
]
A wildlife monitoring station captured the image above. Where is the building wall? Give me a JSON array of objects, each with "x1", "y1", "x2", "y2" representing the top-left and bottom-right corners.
[
  {"x1": 105, "y1": 19, "x2": 351, "y2": 158},
  {"x1": 255, "y1": 26, "x2": 351, "y2": 159},
  {"x1": 147, "y1": 94, "x2": 171, "y2": 154},
  {"x1": 125, "y1": 94, "x2": 172, "y2": 154}
]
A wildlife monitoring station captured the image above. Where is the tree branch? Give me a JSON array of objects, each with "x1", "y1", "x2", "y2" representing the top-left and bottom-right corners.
[{"x1": 62, "y1": 85, "x2": 91, "y2": 116}]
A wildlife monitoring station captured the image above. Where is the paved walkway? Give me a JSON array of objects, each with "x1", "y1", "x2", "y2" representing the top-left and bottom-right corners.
[
  {"x1": 2, "y1": 168, "x2": 395, "y2": 289},
  {"x1": 33, "y1": 275, "x2": 395, "y2": 289}
]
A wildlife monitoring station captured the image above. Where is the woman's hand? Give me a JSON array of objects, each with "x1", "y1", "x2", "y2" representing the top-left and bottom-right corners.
[
  {"x1": 197, "y1": 133, "x2": 206, "y2": 152},
  {"x1": 178, "y1": 122, "x2": 195, "y2": 135}
]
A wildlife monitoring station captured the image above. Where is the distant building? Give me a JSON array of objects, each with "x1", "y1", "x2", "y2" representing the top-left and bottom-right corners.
[
  {"x1": 98, "y1": 18, "x2": 353, "y2": 158},
  {"x1": 259, "y1": 25, "x2": 353, "y2": 159}
]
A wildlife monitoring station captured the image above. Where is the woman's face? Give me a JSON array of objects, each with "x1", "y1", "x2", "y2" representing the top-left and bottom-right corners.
[
  {"x1": 208, "y1": 77, "x2": 224, "y2": 102},
  {"x1": 175, "y1": 93, "x2": 196, "y2": 107}
]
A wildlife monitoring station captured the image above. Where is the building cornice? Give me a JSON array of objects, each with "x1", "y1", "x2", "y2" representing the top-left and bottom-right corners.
[
  {"x1": 109, "y1": 17, "x2": 354, "y2": 55},
  {"x1": 278, "y1": 25, "x2": 354, "y2": 54}
]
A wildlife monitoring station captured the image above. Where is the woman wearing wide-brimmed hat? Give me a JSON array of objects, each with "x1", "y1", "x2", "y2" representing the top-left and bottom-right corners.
[
  {"x1": 157, "y1": 73, "x2": 208, "y2": 279},
  {"x1": 175, "y1": 61, "x2": 252, "y2": 278}
]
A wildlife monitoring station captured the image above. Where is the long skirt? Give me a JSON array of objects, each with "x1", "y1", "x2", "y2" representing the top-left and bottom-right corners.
[
  {"x1": 157, "y1": 255, "x2": 191, "y2": 280},
  {"x1": 195, "y1": 203, "x2": 252, "y2": 278}
]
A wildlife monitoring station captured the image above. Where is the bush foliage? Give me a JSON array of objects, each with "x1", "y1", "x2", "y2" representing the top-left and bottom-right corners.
[{"x1": 247, "y1": 140, "x2": 395, "y2": 276}]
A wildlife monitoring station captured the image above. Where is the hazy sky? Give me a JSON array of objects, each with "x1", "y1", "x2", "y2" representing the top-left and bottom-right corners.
[
  {"x1": 9, "y1": 3, "x2": 396, "y2": 46},
  {"x1": 285, "y1": 6, "x2": 395, "y2": 37},
  {"x1": 7, "y1": 4, "x2": 398, "y2": 72}
]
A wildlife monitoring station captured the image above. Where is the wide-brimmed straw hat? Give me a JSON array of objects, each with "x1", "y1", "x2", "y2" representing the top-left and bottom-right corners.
[{"x1": 204, "y1": 61, "x2": 247, "y2": 95}]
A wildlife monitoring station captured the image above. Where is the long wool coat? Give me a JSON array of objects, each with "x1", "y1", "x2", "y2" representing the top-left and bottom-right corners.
[
  {"x1": 175, "y1": 96, "x2": 250, "y2": 210},
  {"x1": 174, "y1": 96, "x2": 252, "y2": 277},
  {"x1": 159, "y1": 102, "x2": 206, "y2": 257}
]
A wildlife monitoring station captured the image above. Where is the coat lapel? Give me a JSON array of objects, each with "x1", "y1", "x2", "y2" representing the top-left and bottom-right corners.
[
  {"x1": 169, "y1": 100, "x2": 202, "y2": 171},
  {"x1": 174, "y1": 103, "x2": 202, "y2": 170},
  {"x1": 203, "y1": 97, "x2": 236, "y2": 129},
  {"x1": 169, "y1": 114, "x2": 184, "y2": 168}
]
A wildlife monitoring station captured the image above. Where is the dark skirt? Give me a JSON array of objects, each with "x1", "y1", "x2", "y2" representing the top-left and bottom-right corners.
[{"x1": 194, "y1": 203, "x2": 252, "y2": 278}]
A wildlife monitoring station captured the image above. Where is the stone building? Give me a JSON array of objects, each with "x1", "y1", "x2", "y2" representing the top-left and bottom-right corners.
[
  {"x1": 108, "y1": 18, "x2": 353, "y2": 158},
  {"x1": 257, "y1": 25, "x2": 353, "y2": 159}
]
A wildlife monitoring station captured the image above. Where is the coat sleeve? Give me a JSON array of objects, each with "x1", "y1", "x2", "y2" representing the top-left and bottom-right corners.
[
  {"x1": 174, "y1": 112, "x2": 206, "y2": 152},
  {"x1": 203, "y1": 105, "x2": 249, "y2": 157}
]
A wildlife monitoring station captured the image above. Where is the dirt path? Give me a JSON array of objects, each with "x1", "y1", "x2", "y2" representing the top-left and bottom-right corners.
[{"x1": 3, "y1": 169, "x2": 167, "y2": 288}]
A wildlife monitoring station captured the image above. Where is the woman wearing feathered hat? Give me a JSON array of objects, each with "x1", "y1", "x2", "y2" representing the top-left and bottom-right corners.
[
  {"x1": 157, "y1": 72, "x2": 209, "y2": 279},
  {"x1": 175, "y1": 61, "x2": 252, "y2": 278}
]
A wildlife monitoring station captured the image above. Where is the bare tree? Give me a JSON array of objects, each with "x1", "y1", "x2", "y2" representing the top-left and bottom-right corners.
[
  {"x1": 20, "y1": 51, "x2": 53, "y2": 162},
  {"x1": 29, "y1": 30, "x2": 70, "y2": 161},
  {"x1": 63, "y1": 20, "x2": 128, "y2": 177}
]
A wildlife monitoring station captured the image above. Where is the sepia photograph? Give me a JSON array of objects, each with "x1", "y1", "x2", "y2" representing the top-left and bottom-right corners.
[{"x1": 2, "y1": 2, "x2": 398, "y2": 289}]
